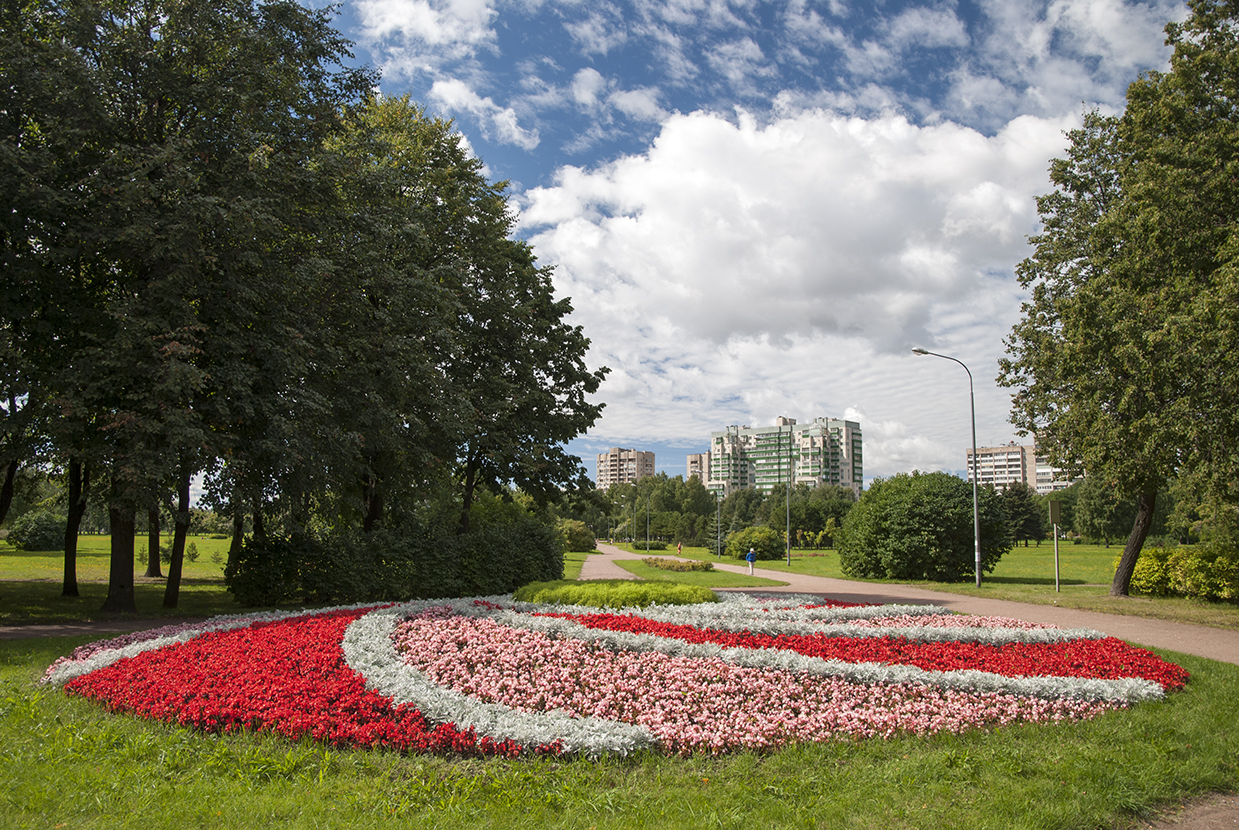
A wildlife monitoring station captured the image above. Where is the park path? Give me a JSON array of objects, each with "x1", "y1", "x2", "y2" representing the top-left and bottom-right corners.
[{"x1": 586, "y1": 543, "x2": 1239, "y2": 667}]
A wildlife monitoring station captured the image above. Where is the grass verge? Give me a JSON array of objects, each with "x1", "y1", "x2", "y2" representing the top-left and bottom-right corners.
[
  {"x1": 611, "y1": 558, "x2": 789, "y2": 588},
  {"x1": 2, "y1": 635, "x2": 1236, "y2": 829}
]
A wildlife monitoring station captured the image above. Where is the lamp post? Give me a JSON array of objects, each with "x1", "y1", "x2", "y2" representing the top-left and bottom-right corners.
[
  {"x1": 786, "y1": 425, "x2": 792, "y2": 567},
  {"x1": 646, "y1": 495, "x2": 650, "y2": 553},
  {"x1": 912, "y1": 347, "x2": 983, "y2": 588}
]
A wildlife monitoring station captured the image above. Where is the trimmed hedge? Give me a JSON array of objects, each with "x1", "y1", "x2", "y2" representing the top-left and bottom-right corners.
[
  {"x1": 512, "y1": 579, "x2": 717, "y2": 608},
  {"x1": 642, "y1": 556, "x2": 713, "y2": 572},
  {"x1": 225, "y1": 514, "x2": 563, "y2": 606}
]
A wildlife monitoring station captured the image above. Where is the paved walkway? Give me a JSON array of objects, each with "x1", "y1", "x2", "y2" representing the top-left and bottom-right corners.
[{"x1": 586, "y1": 543, "x2": 1239, "y2": 666}]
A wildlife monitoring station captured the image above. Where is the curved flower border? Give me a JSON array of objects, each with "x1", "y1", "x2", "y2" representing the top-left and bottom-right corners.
[{"x1": 42, "y1": 592, "x2": 1188, "y2": 759}]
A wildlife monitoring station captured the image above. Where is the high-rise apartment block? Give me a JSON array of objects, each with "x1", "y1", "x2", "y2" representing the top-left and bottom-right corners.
[
  {"x1": 596, "y1": 448, "x2": 655, "y2": 488},
  {"x1": 705, "y1": 417, "x2": 863, "y2": 498},
  {"x1": 966, "y1": 442, "x2": 1076, "y2": 494},
  {"x1": 686, "y1": 452, "x2": 710, "y2": 483}
]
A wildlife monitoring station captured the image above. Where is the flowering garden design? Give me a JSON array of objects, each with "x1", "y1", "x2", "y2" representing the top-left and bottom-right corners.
[{"x1": 42, "y1": 593, "x2": 1188, "y2": 758}]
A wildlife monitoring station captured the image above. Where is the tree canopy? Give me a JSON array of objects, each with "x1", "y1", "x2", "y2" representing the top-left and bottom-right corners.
[
  {"x1": 1, "y1": 0, "x2": 605, "y2": 610},
  {"x1": 999, "y1": 0, "x2": 1239, "y2": 595}
]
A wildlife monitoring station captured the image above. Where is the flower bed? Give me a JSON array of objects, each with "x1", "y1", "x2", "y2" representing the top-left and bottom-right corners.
[
  {"x1": 43, "y1": 592, "x2": 1188, "y2": 758},
  {"x1": 642, "y1": 556, "x2": 714, "y2": 572}
]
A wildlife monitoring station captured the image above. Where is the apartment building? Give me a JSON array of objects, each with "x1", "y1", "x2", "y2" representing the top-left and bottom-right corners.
[
  {"x1": 686, "y1": 452, "x2": 710, "y2": 483},
  {"x1": 595, "y1": 448, "x2": 655, "y2": 488},
  {"x1": 705, "y1": 416, "x2": 863, "y2": 498},
  {"x1": 966, "y1": 442, "x2": 1076, "y2": 494}
]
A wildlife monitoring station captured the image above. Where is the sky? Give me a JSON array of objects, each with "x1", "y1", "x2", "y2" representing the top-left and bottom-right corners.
[{"x1": 324, "y1": 0, "x2": 1186, "y2": 483}]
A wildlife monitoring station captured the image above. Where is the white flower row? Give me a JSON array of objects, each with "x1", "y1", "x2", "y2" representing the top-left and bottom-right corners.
[
  {"x1": 500, "y1": 592, "x2": 1108, "y2": 646},
  {"x1": 341, "y1": 602, "x2": 656, "y2": 758}
]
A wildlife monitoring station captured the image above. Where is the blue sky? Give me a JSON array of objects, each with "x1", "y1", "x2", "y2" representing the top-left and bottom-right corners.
[{"x1": 325, "y1": 0, "x2": 1184, "y2": 481}]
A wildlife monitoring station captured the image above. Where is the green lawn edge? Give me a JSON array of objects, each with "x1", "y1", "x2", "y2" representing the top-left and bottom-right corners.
[{"x1": 2, "y1": 635, "x2": 1235, "y2": 830}]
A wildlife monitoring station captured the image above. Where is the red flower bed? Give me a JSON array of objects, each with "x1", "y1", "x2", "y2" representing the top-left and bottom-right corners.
[
  {"x1": 544, "y1": 612, "x2": 1190, "y2": 690},
  {"x1": 63, "y1": 607, "x2": 532, "y2": 757}
]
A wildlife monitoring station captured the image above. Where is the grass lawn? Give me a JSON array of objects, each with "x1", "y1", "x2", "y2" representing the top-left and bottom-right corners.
[
  {"x1": 2, "y1": 633, "x2": 1236, "y2": 829},
  {"x1": 611, "y1": 543, "x2": 1239, "y2": 631},
  {"x1": 611, "y1": 557, "x2": 790, "y2": 588}
]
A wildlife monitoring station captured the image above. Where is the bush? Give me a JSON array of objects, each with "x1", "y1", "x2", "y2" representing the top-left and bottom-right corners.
[
  {"x1": 1119, "y1": 544, "x2": 1239, "y2": 602},
  {"x1": 837, "y1": 471, "x2": 1010, "y2": 582},
  {"x1": 6, "y1": 511, "x2": 65, "y2": 552},
  {"x1": 725, "y1": 526, "x2": 783, "y2": 560},
  {"x1": 557, "y1": 519, "x2": 596, "y2": 552},
  {"x1": 512, "y1": 579, "x2": 717, "y2": 608},
  {"x1": 225, "y1": 511, "x2": 564, "y2": 606},
  {"x1": 642, "y1": 556, "x2": 713, "y2": 572},
  {"x1": 633, "y1": 540, "x2": 668, "y2": 550}
]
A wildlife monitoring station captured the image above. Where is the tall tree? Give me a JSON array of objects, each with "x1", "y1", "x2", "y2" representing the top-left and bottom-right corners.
[{"x1": 1000, "y1": 0, "x2": 1239, "y2": 595}]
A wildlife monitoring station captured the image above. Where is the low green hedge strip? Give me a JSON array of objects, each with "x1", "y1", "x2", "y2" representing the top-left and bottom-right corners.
[
  {"x1": 512, "y1": 579, "x2": 718, "y2": 608},
  {"x1": 642, "y1": 557, "x2": 714, "y2": 573}
]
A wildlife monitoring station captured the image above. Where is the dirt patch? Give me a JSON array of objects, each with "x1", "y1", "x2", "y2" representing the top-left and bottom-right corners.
[{"x1": 1136, "y1": 793, "x2": 1239, "y2": 829}]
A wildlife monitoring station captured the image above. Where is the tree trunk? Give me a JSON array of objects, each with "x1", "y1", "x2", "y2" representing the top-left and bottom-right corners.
[
  {"x1": 457, "y1": 449, "x2": 479, "y2": 536},
  {"x1": 145, "y1": 506, "x2": 163, "y2": 578},
  {"x1": 363, "y1": 471, "x2": 383, "y2": 533},
  {"x1": 0, "y1": 457, "x2": 17, "y2": 527},
  {"x1": 164, "y1": 467, "x2": 191, "y2": 608},
  {"x1": 252, "y1": 500, "x2": 265, "y2": 541},
  {"x1": 1110, "y1": 489, "x2": 1157, "y2": 597},
  {"x1": 62, "y1": 459, "x2": 90, "y2": 598},
  {"x1": 101, "y1": 501, "x2": 138, "y2": 614},
  {"x1": 227, "y1": 500, "x2": 244, "y2": 573}
]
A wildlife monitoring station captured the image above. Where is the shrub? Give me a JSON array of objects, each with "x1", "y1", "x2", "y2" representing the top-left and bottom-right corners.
[
  {"x1": 725, "y1": 525, "x2": 783, "y2": 560},
  {"x1": 837, "y1": 471, "x2": 1010, "y2": 582},
  {"x1": 1125, "y1": 546, "x2": 1174, "y2": 596},
  {"x1": 1120, "y1": 544, "x2": 1239, "y2": 602},
  {"x1": 642, "y1": 556, "x2": 713, "y2": 572},
  {"x1": 557, "y1": 519, "x2": 596, "y2": 552},
  {"x1": 225, "y1": 512, "x2": 564, "y2": 606},
  {"x1": 633, "y1": 540, "x2": 668, "y2": 550},
  {"x1": 186, "y1": 542, "x2": 200, "y2": 563},
  {"x1": 6, "y1": 511, "x2": 65, "y2": 552},
  {"x1": 512, "y1": 579, "x2": 717, "y2": 608}
]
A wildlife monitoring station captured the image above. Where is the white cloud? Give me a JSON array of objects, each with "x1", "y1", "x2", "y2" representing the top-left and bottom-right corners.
[
  {"x1": 520, "y1": 106, "x2": 1080, "y2": 476},
  {"x1": 565, "y1": 6, "x2": 629, "y2": 55},
  {"x1": 429, "y1": 78, "x2": 541, "y2": 149},
  {"x1": 609, "y1": 87, "x2": 667, "y2": 121},
  {"x1": 357, "y1": 0, "x2": 499, "y2": 70},
  {"x1": 571, "y1": 67, "x2": 607, "y2": 108},
  {"x1": 887, "y1": 5, "x2": 970, "y2": 50}
]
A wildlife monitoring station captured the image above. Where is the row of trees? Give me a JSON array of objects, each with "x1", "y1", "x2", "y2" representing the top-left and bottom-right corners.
[
  {"x1": 1000, "y1": 0, "x2": 1239, "y2": 595},
  {"x1": 1, "y1": 0, "x2": 604, "y2": 610}
]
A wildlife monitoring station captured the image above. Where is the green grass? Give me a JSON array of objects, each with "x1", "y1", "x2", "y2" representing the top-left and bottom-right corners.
[
  {"x1": 2, "y1": 634, "x2": 1236, "y2": 829},
  {"x1": 0, "y1": 534, "x2": 233, "y2": 582},
  {"x1": 611, "y1": 558, "x2": 790, "y2": 588},
  {"x1": 610, "y1": 543, "x2": 1239, "y2": 631}
]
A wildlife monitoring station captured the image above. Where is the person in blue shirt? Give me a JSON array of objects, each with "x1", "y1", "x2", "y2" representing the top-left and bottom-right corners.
[{"x1": 746, "y1": 547, "x2": 756, "y2": 575}]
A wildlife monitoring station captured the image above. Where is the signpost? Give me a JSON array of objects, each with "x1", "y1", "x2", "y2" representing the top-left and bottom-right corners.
[{"x1": 1049, "y1": 500, "x2": 1061, "y2": 592}]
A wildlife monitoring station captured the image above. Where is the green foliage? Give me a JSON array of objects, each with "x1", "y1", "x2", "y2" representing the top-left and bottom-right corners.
[
  {"x1": 5, "y1": 510, "x2": 64, "y2": 551},
  {"x1": 512, "y1": 579, "x2": 717, "y2": 607},
  {"x1": 1121, "y1": 544, "x2": 1239, "y2": 602},
  {"x1": 642, "y1": 556, "x2": 714, "y2": 572},
  {"x1": 837, "y1": 471, "x2": 1011, "y2": 582},
  {"x1": 556, "y1": 518, "x2": 595, "y2": 552},
  {"x1": 1000, "y1": 2, "x2": 1239, "y2": 594},
  {"x1": 1001, "y1": 482, "x2": 1045, "y2": 546},
  {"x1": 224, "y1": 513, "x2": 563, "y2": 606},
  {"x1": 725, "y1": 525, "x2": 783, "y2": 560}
]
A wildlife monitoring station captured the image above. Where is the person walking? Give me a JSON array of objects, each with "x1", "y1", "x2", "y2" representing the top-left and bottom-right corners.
[{"x1": 746, "y1": 547, "x2": 756, "y2": 575}]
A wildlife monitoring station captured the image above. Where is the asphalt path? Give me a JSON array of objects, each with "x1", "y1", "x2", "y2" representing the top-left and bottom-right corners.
[{"x1": 585, "y1": 543, "x2": 1239, "y2": 666}]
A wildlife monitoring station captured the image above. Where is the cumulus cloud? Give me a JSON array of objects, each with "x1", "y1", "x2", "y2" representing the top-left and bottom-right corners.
[
  {"x1": 430, "y1": 78, "x2": 541, "y2": 148},
  {"x1": 520, "y1": 106, "x2": 1080, "y2": 475},
  {"x1": 357, "y1": 0, "x2": 499, "y2": 71}
]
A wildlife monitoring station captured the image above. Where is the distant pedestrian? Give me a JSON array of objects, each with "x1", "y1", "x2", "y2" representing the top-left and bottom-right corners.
[
  {"x1": 677, "y1": 542, "x2": 682, "y2": 555},
  {"x1": 746, "y1": 547, "x2": 756, "y2": 575}
]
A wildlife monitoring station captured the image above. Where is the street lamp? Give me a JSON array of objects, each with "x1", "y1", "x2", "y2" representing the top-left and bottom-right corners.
[{"x1": 912, "y1": 347, "x2": 983, "y2": 588}]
